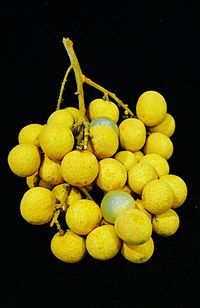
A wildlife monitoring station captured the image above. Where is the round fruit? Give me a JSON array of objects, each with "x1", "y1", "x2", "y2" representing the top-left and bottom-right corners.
[
  {"x1": 89, "y1": 116, "x2": 119, "y2": 135},
  {"x1": 64, "y1": 107, "x2": 80, "y2": 123},
  {"x1": 61, "y1": 150, "x2": 99, "y2": 187},
  {"x1": 8, "y1": 143, "x2": 41, "y2": 177},
  {"x1": 87, "y1": 98, "x2": 119, "y2": 122},
  {"x1": 100, "y1": 189, "x2": 135, "y2": 224},
  {"x1": 140, "y1": 153, "x2": 170, "y2": 177},
  {"x1": 86, "y1": 225, "x2": 122, "y2": 260},
  {"x1": 119, "y1": 118, "x2": 146, "y2": 152},
  {"x1": 52, "y1": 184, "x2": 82, "y2": 207},
  {"x1": 121, "y1": 237, "x2": 154, "y2": 263},
  {"x1": 114, "y1": 208, "x2": 152, "y2": 244},
  {"x1": 136, "y1": 90, "x2": 167, "y2": 126},
  {"x1": 39, "y1": 155, "x2": 64, "y2": 185},
  {"x1": 149, "y1": 113, "x2": 175, "y2": 137},
  {"x1": 88, "y1": 125, "x2": 119, "y2": 159},
  {"x1": 20, "y1": 187, "x2": 56, "y2": 225},
  {"x1": 152, "y1": 209, "x2": 180, "y2": 236},
  {"x1": 143, "y1": 132, "x2": 173, "y2": 160},
  {"x1": 114, "y1": 150, "x2": 138, "y2": 171},
  {"x1": 128, "y1": 161, "x2": 158, "y2": 195},
  {"x1": 135, "y1": 199, "x2": 152, "y2": 221},
  {"x1": 18, "y1": 123, "x2": 43, "y2": 146},
  {"x1": 51, "y1": 230, "x2": 86, "y2": 263},
  {"x1": 47, "y1": 109, "x2": 74, "y2": 128},
  {"x1": 96, "y1": 158, "x2": 127, "y2": 192},
  {"x1": 159, "y1": 174, "x2": 188, "y2": 208},
  {"x1": 65, "y1": 199, "x2": 102, "y2": 235},
  {"x1": 142, "y1": 179, "x2": 174, "y2": 214},
  {"x1": 39, "y1": 123, "x2": 74, "y2": 161}
]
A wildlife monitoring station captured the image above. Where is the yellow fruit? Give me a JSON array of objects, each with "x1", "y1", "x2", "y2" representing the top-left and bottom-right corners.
[
  {"x1": 114, "y1": 150, "x2": 138, "y2": 171},
  {"x1": 47, "y1": 109, "x2": 74, "y2": 128},
  {"x1": 143, "y1": 132, "x2": 173, "y2": 160},
  {"x1": 26, "y1": 172, "x2": 54, "y2": 190},
  {"x1": 61, "y1": 150, "x2": 99, "y2": 187},
  {"x1": 149, "y1": 113, "x2": 175, "y2": 137},
  {"x1": 152, "y1": 209, "x2": 180, "y2": 236},
  {"x1": 20, "y1": 187, "x2": 56, "y2": 225},
  {"x1": 142, "y1": 179, "x2": 174, "y2": 214},
  {"x1": 159, "y1": 174, "x2": 188, "y2": 209},
  {"x1": 140, "y1": 153, "x2": 170, "y2": 177},
  {"x1": 135, "y1": 199, "x2": 152, "y2": 221},
  {"x1": 86, "y1": 225, "x2": 122, "y2": 260},
  {"x1": 121, "y1": 237, "x2": 154, "y2": 263},
  {"x1": 136, "y1": 90, "x2": 167, "y2": 126},
  {"x1": 65, "y1": 199, "x2": 102, "y2": 235},
  {"x1": 39, "y1": 123, "x2": 74, "y2": 161},
  {"x1": 8, "y1": 143, "x2": 41, "y2": 177},
  {"x1": 87, "y1": 98, "x2": 119, "y2": 123},
  {"x1": 18, "y1": 123, "x2": 43, "y2": 146},
  {"x1": 114, "y1": 208, "x2": 152, "y2": 244},
  {"x1": 119, "y1": 118, "x2": 146, "y2": 152},
  {"x1": 39, "y1": 155, "x2": 64, "y2": 185},
  {"x1": 65, "y1": 107, "x2": 80, "y2": 123},
  {"x1": 52, "y1": 184, "x2": 82, "y2": 207},
  {"x1": 96, "y1": 158, "x2": 127, "y2": 192},
  {"x1": 128, "y1": 161, "x2": 158, "y2": 195},
  {"x1": 88, "y1": 125, "x2": 119, "y2": 159},
  {"x1": 133, "y1": 150, "x2": 144, "y2": 162},
  {"x1": 50, "y1": 230, "x2": 86, "y2": 263}
]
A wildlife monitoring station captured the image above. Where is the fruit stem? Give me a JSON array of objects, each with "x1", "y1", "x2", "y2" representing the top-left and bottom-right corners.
[
  {"x1": 56, "y1": 64, "x2": 73, "y2": 110},
  {"x1": 79, "y1": 187, "x2": 93, "y2": 200},
  {"x1": 63, "y1": 37, "x2": 89, "y2": 149},
  {"x1": 83, "y1": 75, "x2": 134, "y2": 117},
  {"x1": 50, "y1": 208, "x2": 64, "y2": 235}
]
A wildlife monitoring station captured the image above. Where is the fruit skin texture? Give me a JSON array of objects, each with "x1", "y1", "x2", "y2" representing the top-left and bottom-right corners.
[
  {"x1": 47, "y1": 109, "x2": 74, "y2": 128},
  {"x1": 86, "y1": 225, "x2": 122, "y2": 260},
  {"x1": 96, "y1": 158, "x2": 127, "y2": 192},
  {"x1": 100, "y1": 190, "x2": 136, "y2": 224},
  {"x1": 121, "y1": 237, "x2": 154, "y2": 263},
  {"x1": 87, "y1": 98, "x2": 119, "y2": 123},
  {"x1": 149, "y1": 113, "x2": 175, "y2": 137},
  {"x1": 152, "y1": 209, "x2": 180, "y2": 236},
  {"x1": 114, "y1": 208, "x2": 152, "y2": 245},
  {"x1": 20, "y1": 187, "x2": 56, "y2": 225},
  {"x1": 128, "y1": 161, "x2": 158, "y2": 195},
  {"x1": 65, "y1": 199, "x2": 102, "y2": 235},
  {"x1": 39, "y1": 155, "x2": 64, "y2": 185},
  {"x1": 51, "y1": 230, "x2": 86, "y2": 263},
  {"x1": 142, "y1": 179, "x2": 174, "y2": 214},
  {"x1": 136, "y1": 90, "x2": 167, "y2": 126},
  {"x1": 8, "y1": 143, "x2": 41, "y2": 177},
  {"x1": 61, "y1": 150, "x2": 99, "y2": 187},
  {"x1": 89, "y1": 116, "x2": 119, "y2": 135},
  {"x1": 119, "y1": 118, "x2": 146, "y2": 152},
  {"x1": 88, "y1": 125, "x2": 119, "y2": 159},
  {"x1": 18, "y1": 123, "x2": 43, "y2": 146},
  {"x1": 143, "y1": 132, "x2": 173, "y2": 160},
  {"x1": 159, "y1": 174, "x2": 188, "y2": 209},
  {"x1": 52, "y1": 184, "x2": 82, "y2": 207},
  {"x1": 39, "y1": 123, "x2": 74, "y2": 161},
  {"x1": 140, "y1": 153, "x2": 170, "y2": 177},
  {"x1": 114, "y1": 150, "x2": 138, "y2": 171}
]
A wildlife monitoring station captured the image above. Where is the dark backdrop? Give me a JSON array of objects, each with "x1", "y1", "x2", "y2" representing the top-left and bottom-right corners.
[{"x1": 1, "y1": 1, "x2": 199, "y2": 307}]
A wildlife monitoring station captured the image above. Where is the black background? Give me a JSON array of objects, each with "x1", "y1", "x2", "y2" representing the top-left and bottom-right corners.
[{"x1": 1, "y1": 1, "x2": 199, "y2": 307}]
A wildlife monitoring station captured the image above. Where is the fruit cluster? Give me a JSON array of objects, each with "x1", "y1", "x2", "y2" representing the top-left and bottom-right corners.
[{"x1": 7, "y1": 38, "x2": 188, "y2": 264}]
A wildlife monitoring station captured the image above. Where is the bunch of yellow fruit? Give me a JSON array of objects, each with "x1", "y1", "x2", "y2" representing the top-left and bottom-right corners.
[{"x1": 7, "y1": 38, "x2": 188, "y2": 264}]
